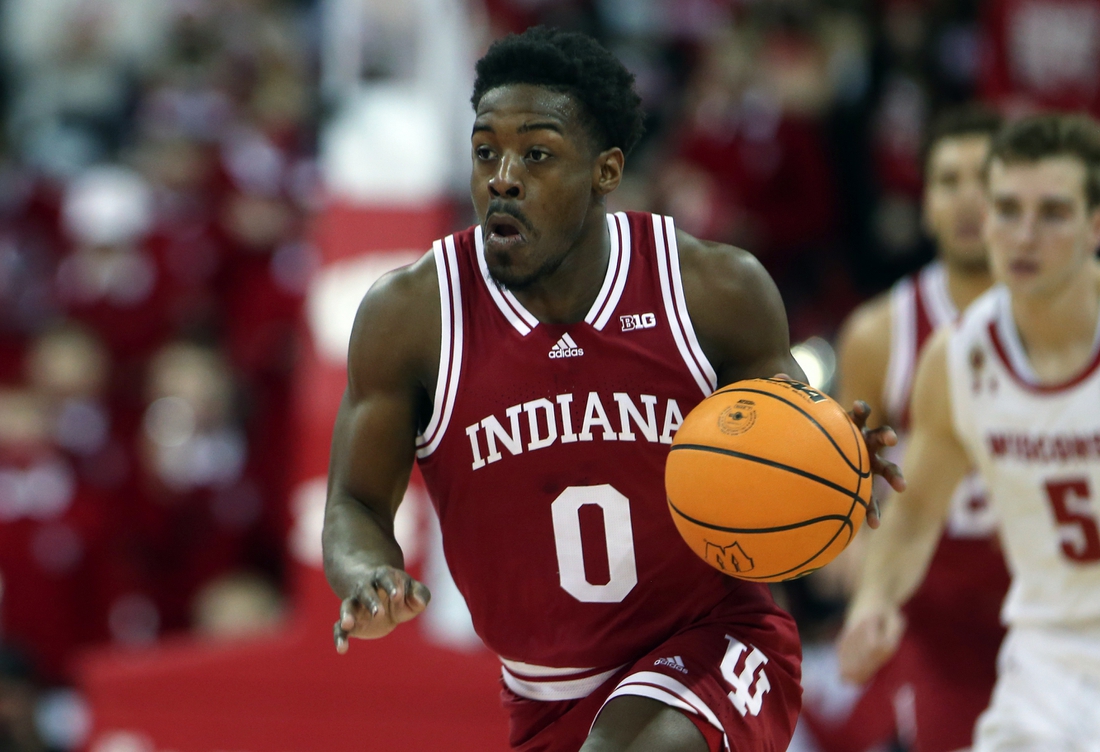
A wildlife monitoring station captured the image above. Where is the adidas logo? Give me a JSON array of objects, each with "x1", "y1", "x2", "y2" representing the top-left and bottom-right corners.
[
  {"x1": 549, "y1": 333, "x2": 584, "y2": 359},
  {"x1": 654, "y1": 656, "x2": 688, "y2": 674}
]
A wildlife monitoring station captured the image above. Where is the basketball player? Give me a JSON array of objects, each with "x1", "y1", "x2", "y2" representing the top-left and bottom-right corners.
[
  {"x1": 840, "y1": 112, "x2": 1100, "y2": 749},
  {"x1": 323, "y1": 28, "x2": 902, "y2": 752},
  {"x1": 829, "y1": 107, "x2": 1010, "y2": 751}
]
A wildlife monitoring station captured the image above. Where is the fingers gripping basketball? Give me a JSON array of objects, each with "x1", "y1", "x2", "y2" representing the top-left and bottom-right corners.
[{"x1": 665, "y1": 378, "x2": 871, "y2": 582}]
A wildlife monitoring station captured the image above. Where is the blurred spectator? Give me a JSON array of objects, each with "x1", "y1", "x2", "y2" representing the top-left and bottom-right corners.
[
  {"x1": 54, "y1": 165, "x2": 171, "y2": 370},
  {"x1": 191, "y1": 570, "x2": 286, "y2": 640},
  {"x1": 654, "y1": 16, "x2": 851, "y2": 337},
  {"x1": 134, "y1": 341, "x2": 279, "y2": 632},
  {"x1": 0, "y1": 327, "x2": 147, "y2": 686},
  {"x1": 1, "y1": 0, "x2": 171, "y2": 174}
]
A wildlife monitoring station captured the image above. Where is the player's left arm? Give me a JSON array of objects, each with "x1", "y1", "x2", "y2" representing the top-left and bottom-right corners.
[{"x1": 677, "y1": 229, "x2": 905, "y2": 517}]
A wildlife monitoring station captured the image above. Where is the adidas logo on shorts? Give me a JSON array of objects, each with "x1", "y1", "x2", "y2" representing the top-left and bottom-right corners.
[
  {"x1": 654, "y1": 655, "x2": 688, "y2": 674},
  {"x1": 549, "y1": 333, "x2": 583, "y2": 359}
]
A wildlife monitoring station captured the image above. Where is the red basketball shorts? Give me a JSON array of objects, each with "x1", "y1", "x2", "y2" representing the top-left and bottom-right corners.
[{"x1": 502, "y1": 610, "x2": 802, "y2": 752}]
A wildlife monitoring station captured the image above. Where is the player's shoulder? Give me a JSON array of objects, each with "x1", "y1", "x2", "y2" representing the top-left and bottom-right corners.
[
  {"x1": 952, "y1": 284, "x2": 1006, "y2": 343},
  {"x1": 347, "y1": 248, "x2": 440, "y2": 389},
  {"x1": 674, "y1": 227, "x2": 790, "y2": 372},
  {"x1": 675, "y1": 228, "x2": 776, "y2": 310},
  {"x1": 353, "y1": 249, "x2": 439, "y2": 330},
  {"x1": 838, "y1": 289, "x2": 892, "y2": 357}
]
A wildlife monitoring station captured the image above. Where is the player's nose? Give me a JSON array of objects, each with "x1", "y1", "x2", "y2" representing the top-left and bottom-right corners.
[{"x1": 488, "y1": 154, "x2": 524, "y2": 200}]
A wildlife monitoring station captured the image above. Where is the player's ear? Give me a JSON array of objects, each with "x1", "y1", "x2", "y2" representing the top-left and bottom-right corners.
[
  {"x1": 1087, "y1": 201, "x2": 1100, "y2": 249},
  {"x1": 594, "y1": 147, "x2": 624, "y2": 196}
]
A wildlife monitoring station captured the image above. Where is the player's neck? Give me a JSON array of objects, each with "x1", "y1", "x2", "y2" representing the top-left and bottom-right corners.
[
  {"x1": 1010, "y1": 261, "x2": 1100, "y2": 379},
  {"x1": 941, "y1": 259, "x2": 993, "y2": 312},
  {"x1": 511, "y1": 210, "x2": 611, "y2": 324}
]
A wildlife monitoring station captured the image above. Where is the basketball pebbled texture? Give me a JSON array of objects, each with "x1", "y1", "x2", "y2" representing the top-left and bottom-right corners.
[{"x1": 665, "y1": 377, "x2": 871, "y2": 582}]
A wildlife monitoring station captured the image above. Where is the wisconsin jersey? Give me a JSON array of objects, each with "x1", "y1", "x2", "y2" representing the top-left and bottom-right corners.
[
  {"x1": 948, "y1": 285, "x2": 1100, "y2": 628},
  {"x1": 884, "y1": 263, "x2": 1009, "y2": 639},
  {"x1": 415, "y1": 211, "x2": 779, "y2": 699}
]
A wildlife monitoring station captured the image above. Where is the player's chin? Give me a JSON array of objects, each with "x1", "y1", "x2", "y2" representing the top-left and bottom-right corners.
[{"x1": 486, "y1": 259, "x2": 542, "y2": 292}]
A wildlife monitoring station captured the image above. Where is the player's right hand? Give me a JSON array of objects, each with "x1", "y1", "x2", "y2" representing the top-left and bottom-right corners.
[
  {"x1": 836, "y1": 607, "x2": 905, "y2": 684},
  {"x1": 333, "y1": 565, "x2": 431, "y2": 652}
]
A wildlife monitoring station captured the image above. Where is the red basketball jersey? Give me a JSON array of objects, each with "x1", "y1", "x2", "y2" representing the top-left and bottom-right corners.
[
  {"x1": 415, "y1": 211, "x2": 777, "y2": 697},
  {"x1": 883, "y1": 262, "x2": 1009, "y2": 644}
]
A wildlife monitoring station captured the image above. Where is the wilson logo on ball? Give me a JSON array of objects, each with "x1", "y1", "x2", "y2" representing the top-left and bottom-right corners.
[{"x1": 718, "y1": 400, "x2": 756, "y2": 436}]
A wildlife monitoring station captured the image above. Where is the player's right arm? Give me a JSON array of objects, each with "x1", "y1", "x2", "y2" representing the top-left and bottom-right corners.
[
  {"x1": 323, "y1": 253, "x2": 440, "y2": 652},
  {"x1": 835, "y1": 293, "x2": 892, "y2": 431},
  {"x1": 837, "y1": 326, "x2": 971, "y2": 683}
]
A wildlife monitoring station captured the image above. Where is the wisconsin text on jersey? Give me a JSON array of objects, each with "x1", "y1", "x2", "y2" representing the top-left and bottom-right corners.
[
  {"x1": 465, "y1": 391, "x2": 685, "y2": 470},
  {"x1": 987, "y1": 431, "x2": 1100, "y2": 462}
]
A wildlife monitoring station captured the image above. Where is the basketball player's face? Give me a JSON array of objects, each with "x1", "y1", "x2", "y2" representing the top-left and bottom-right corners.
[
  {"x1": 470, "y1": 85, "x2": 614, "y2": 290},
  {"x1": 923, "y1": 135, "x2": 990, "y2": 272},
  {"x1": 984, "y1": 156, "x2": 1100, "y2": 299}
]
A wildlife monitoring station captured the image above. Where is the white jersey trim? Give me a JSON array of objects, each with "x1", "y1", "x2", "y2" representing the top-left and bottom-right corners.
[
  {"x1": 919, "y1": 262, "x2": 957, "y2": 329},
  {"x1": 653, "y1": 214, "x2": 718, "y2": 397},
  {"x1": 884, "y1": 262, "x2": 958, "y2": 424},
  {"x1": 589, "y1": 213, "x2": 632, "y2": 331},
  {"x1": 603, "y1": 671, "x2": 728, "y2": 750},
  {"x1": 475, "y1": 227, "x2": 540, "y2": 336},
  {"x1": 883, "y1": 276, "x2": 916, "y2": 424},
  {"x1": 993, "y1": 286, "x2": 1100, "y2": 386},
  {"x1": 416, "y1": 236, "x2": 464, "y2": 458},
  {"x1": 500, "y1": 659, "x2": 627, "y2": 701}
]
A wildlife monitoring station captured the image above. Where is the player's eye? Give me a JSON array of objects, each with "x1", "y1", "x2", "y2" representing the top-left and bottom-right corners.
[
  {"x1": 475, "y1": 145, "x2": 495, "y2": 160},
  {"x1": 1040, "y1": 203, "x2": 1074, "y2": 222},
  {"x1": 527, "y1": 149, "x2": 550, "y2": 163}
]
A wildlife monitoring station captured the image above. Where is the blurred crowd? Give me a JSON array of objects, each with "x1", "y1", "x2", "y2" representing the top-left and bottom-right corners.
[
  {"x1": 1, "y1": 0, "x2": 1098, "y2": 749},
  {"x1": 0, "y1": 0, "x2": 315, "y2": 745}
]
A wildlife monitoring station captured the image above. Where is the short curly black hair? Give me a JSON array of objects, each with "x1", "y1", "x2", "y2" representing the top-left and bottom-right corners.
[{"x1": 471, "y1": 27, "x2": 645, "y2": 157}]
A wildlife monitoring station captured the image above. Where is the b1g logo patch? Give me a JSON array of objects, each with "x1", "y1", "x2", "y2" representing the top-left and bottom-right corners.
[
  {"x1": 620, "y1": 313, "x2": 657, "y2": 331},
  {"x1": 718, "y1": 400, "x2": 756, "y2": 436}
]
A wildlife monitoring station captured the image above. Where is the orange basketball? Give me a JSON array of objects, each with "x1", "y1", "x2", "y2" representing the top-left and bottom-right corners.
[{"x1": 665, "y1": 378, "x2": 871, "y2": 582}]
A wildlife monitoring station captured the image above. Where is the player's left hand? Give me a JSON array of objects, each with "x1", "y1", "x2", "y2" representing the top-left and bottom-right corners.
[
  {"x1": 848, "y1": 400, "x2": 905, "y2": 528},
  {"x1": 772, "y1": 374, "x2": 905, "y2": 529}
]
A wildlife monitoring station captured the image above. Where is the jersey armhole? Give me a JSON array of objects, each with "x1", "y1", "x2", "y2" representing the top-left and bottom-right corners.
[
  {"x1": 416, "y1": 236, "x2": 464, "y2": 458},
  {"x1": 652, "y1": 214, "x2": 718, "y2": 397}
]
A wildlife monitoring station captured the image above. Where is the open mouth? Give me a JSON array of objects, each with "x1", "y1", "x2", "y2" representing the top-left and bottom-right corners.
[{"x1": 485, "y1": 214, "x2": 528, "y2": 247}]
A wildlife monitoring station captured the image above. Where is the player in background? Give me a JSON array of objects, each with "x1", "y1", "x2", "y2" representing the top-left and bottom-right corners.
[
  {"x1": 828, "y1": 107, "x2": 1010, "y2": 752},
  {"x1": 322, "y1": 27, "x2": 902, "y2": 752},
  {"x1": 840, "y1": 113, "x2": 1100, "y2": 748}
]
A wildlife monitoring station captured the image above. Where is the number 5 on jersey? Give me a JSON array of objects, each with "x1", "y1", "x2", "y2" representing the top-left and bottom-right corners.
[{"x1": 1044, "y1": 477, "x2": 1100, "y2": 563}]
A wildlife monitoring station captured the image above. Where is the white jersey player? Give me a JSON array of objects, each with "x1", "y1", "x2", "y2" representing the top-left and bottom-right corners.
[{"x1": 839, "y1": 112, "x2": 1100, "y2": 750}]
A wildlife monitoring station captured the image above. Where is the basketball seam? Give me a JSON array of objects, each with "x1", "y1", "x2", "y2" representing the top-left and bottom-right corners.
[
  {"x1": 668, "y1": 443, "x2": 870, "y2": 512},
  {"x1": 711, "y1": 382, "x2": 869, "y2": 478},
  {"x1": 669, "y1": 495, "x2": 854, "y2": 581},
  {"x1": 667, "y1": 497, "x2": 852, "y2": 535},
  {"x1": 847, "y1": 411, "x2": 866, "y2": 524}
]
